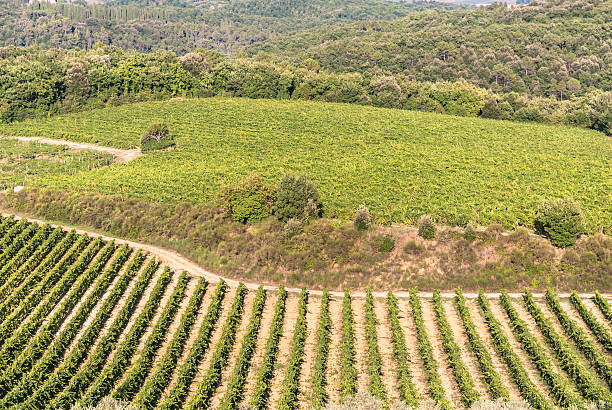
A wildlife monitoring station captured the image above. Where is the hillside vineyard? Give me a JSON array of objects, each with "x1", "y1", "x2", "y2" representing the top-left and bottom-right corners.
[{"x1": 0, "y1": 216, "x2": 610, "y2": 409}]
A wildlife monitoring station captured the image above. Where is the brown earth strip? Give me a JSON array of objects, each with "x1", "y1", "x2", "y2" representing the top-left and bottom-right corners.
[
  {"x1": 373, "y1": 295, "x2": 400, "y2": 403},
  {"x1": 298, "y1": 294, "x2": 322, "y2": 408},
  {"x1": 325, "y1": 295, "x2": 344, "y2": 405},
  {"x1": 351, "y1": 297, "x2": 370, "y2": 394}
]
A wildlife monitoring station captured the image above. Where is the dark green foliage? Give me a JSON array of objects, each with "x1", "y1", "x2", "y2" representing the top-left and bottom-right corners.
[
  {"x1": 275, "y1": 174, "x2": 322, "y2": 222},
  {"x1": 374, "y1": 234, "x2": 395, "y2": 253},
  {"x1": 141, "y1": 122, "x2": 174, "y2": 152},
  {"x1": 418, "y1": 215, "x2": 436, "y2": 240},
  {"x1": 219, "y1": 175, "x2": 276, "y2": 224},
  {"x1": 534, "y1": 198, "x2": 585, "y2": 247},
  {"x1": 593, "y1": 291, "x2": 612, "y2": 324}
]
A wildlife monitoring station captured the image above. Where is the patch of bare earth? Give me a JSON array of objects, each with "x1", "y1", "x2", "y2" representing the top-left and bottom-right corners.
[
  {"x1": 297, "y1": 294, "x2": 322, "y2": 407},
  {"x1": 558, "y1": 300, "x2": 606, "y2": 354},
  {"x1": 157, "y1": 276, "x2": 216, "y2": 401},
  {"x1": 267, "y1": 293, "x2": 301, "y2": 407},
  {"x1": 465, "y1": 299, "x2": 521, "y2": 401},
  {"x1": 112, "y1": 270, "x2": 184, "y2": 389},
  {"x1": 208, "y1": 290, "x2": 257, "y2": 408},
  {"x1": 487, "y1": 299, "x2": 552, "y2": 402},
  {"x1": 441, "y1": 300, "x2": 488, "y2": 397},
  {"x1": 395, "y1": 297, "x2": 429, "y2": 400},
  {"x1": 241, "y1": 292, "x2": 279, "y2": 406},
  {"x1": 420, "y1": 298, "x2": 461, "y2": 408},
  {"x1": 351, "y1": 297, "x2": 370, "y2": 394},
  {"x1": 325, "y1": 296, "x2": 344, "y2": 405},
  {"x1": 373, "y1": 296, "x2": 399, "y2": 402},
  {"x1": 184, "y1": 285, "x2": 239, "y2": 403}
]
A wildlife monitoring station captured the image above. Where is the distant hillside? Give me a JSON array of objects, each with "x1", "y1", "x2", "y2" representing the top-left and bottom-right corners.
[{"x1": 246, "y1": 0, "x2": 612, "y2": 99}]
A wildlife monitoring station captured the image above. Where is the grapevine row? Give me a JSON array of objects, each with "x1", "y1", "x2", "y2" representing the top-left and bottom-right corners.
[
  {"x1": 569, "y1": 291, "x2": 612, "y2": 354},
  {"x1": 0, "y1": 219, "x2": 27, "y2": 252},
  {"x1": 113, "y1": 271, "x2": 189, "y2": 402},
  {"x1": 20, "y1": 246, "x2": 140, "y2": 408},
  {"x1": 158, "y1": 280, "x2": 229, "y2": 409},
  {"x1": 81, "y1": 261, "x2": 168, "y2": 407},
  {"x1": 132, "y1": 276, "x2": 207, "y2": 409},
  {"x1": 339, "y1": 291, "x2": 357, "y2": 401},
  {"x1": 432, "y1": 290, "x2": 480, "y2": 407},
  {"x1": 409, "y1": 290, "x2": 452, "y2": 410},
  {"x1": 310, "y1": 290, "x2": 332, "y2": 409},
  {"x1": 0, "y1": 229, "x2": 75, "y2": 321},
  {"x1": 52, "y1": 256, "x2": 160, "y2": 408},
  {"x1": 249, "y1": 286, "x2": 288, "y2": 409},
  {"x1": 545, "y1": 290, "x2": 612, "y2": 390},
  {"x1": 216, "y1": 286, "x2": 266, "y2": 410},
  {"x1": 593, "y1": 291, "x2": 612, "y2": 324},
  {"x1": 386, "y1": 292, "x2": 418, "y2": 407},
  {"x1": 0, "y1": 224, "x2": 50, "y2": 293},
  {"x1": 364, "y1": 289, "x2": 387, "y2": 404},
  {"x1": 0, "y1": 222, "x2": 37, "y2": 268},
  {"x1": 276, "y1": 288, "x2": 308, "y2": 410},
  {"x1": 453, "y1": 290, "x2": 509, "y2": 400},
  {"x1": 476, "y1": 292, "x2": 552, "y2": 410},
  {"x1": 0, "y1": 217, "x2": 16, "y2": 239},
  {"x1": 522, "y1": 290, "x2": 611, "y2": 403},
  {"x1": 187, "y1": 283, "x2": 249, "y2": 409}
]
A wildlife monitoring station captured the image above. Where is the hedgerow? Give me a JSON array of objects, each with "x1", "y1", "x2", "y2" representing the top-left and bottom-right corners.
[
  {"x1": 132, "y1": 276, "x2": 207, "y2": 409},
  {"x1": 310, "y1": 290, "x2": 332, "y2": 409},
  {"x1": 158, "y1": 280, "x2": 228, "y2": 409},
  {"x1": 113, "y1": 272, "x2": 190, "y2": 402},
  {"x1": 522, "y1": 290, "x2": 611, "y2": 404},
  {"x1": 250, "y1": 286, "x2": 288, "y2": 409},
  {"x1": 409, "y1": 290, "x2": 452, "y2": 410},
  {"x1": 476, "y1": 292, "x2": 552, "y2": 410},
  {"x1": 569, "y1": 291, "x2": 612, "y2": 354},
  {"x1": 276, "y1": 288, "x2": 309, "y2": 410},
  {"x1": 432, "y1": 290, "x2": 480, "y2": 407},
  {"x1": 187, "y1": 283, "x2": 248, "y2": 409},
  {"x1": 386, "y1": 291, "x2": 419, "y2": 407},
  {"x1": 454, "y1": 290, "x2": 508, "y2": 401},
  {"x1": 545, "y1": 290, "x2": 612, "y2": 390},
  {"x1": 217, "y1": 286, "x2": 267, "y2": 410}
]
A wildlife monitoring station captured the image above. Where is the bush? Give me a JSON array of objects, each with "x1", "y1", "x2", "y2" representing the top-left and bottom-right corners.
[
  {"x1": 354, "y1": 205, "x2": 371, "y2": 232},
  {"x1": 274, "y1": 174, "x2": 322, "y2": 222},
  {"x1": 464, "y1": 222, "x2": 477, "y2": 242},
  {"x1": 374, "y1": 234, "x2": 395, "y2": 253},
  {"x1": 283, "y1": 218, "x2": 303, "y2": 240},
  {"x1": 418, "y1": 215, "x2": 436, "y2": 239},
  {"x1": 141, "y1": 122, "x2": 175, "y2": 152},
  {"x1": 534, "y1": 197, "x2": 585, "y2": 247},
  {"x1": 218, "y1": 174, "x2": 275, "y2": 224}
]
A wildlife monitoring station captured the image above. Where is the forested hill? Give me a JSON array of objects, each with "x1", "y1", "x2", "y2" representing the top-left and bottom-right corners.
[
  {"x1": 0, "y1": 0, "x2": 451, "y2": 53},
  {"x1": 247, "y1": 0, "x2": 612, "y2": 100}
]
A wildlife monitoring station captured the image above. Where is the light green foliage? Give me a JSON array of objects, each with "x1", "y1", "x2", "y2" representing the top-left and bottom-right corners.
[
  {"x1": 218, "y1": 174, "x2": 275, "y2": 224},
  {"x1": 0, "y1": 98, "x2": 609, "y2": 230},
  {"x1": 534, "y1": 198, "x2": 585, "y2": 247},
  {"x1": 275, "y1": 173, "x2": 322, "y2": 222}
]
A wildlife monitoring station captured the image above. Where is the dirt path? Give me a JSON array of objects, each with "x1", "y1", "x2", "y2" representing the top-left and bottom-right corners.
[
  {"x1": 4, "y1": 212, "x2": 611, "y2": 301},
  {"x1": 325, "y1": 296, "x2": 344, "y2": 405},
  {"x1": 487, "y1": 299, "x2": 552, "y2": 402},
  {"x1": 298, "y1": 294, "x2": 322, "y2": 408},
  {"x1": 351, "y1": 297, "x2": 370, "y2": 394},
  {"x1": 2, "y1": 135, "x2": 142, "y2": 164},
  {"x1": 209, "y1": 290, "x2": 257, "y2": 408},
  {"x1": 420, "y1": 298, "x2": 461, "y2": 408},
  {"x1": 373, "y1": 295, "x2": 399, "y2": 403},
  {"x1": 441, "y1": 300, "x2": 488, "y2": 397},
  {"x1": 466, "y1": 299, "x2": 521, "y2": 401},
  {"x1": 268, "y1": 294, "x2": 301, "y2": 407},
  {"x1": 241, "y1": 291, "x2": 280, "y2": 406},
  {"x1": 395, "y1": 297, "x2": 429, "y2": 400}
]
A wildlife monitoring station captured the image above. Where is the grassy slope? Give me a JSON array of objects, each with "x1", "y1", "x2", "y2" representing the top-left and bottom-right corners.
[{"x1": 0, "y1": 97, "x2": 610, "y2": 229}]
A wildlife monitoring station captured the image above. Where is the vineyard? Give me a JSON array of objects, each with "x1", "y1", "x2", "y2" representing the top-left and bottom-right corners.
[
  {"x1": 0, "y1": 97, "x2": 610, "y2": 229},
  {"x1": 0, "y1": 215, "x2": 611, "y2": 409}
]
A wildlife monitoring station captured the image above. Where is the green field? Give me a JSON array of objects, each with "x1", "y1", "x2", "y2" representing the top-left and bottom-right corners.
[{"x1": 1, "y1": 97, "x2": 610, "y2": 229}]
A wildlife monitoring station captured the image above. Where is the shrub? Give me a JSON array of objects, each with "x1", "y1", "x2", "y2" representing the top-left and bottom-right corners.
[
  {"x1": 464, "y1": 223, "x2": 477, "y2": 242},
  {"x1": 418, "y1": 215, "x2": 436, "y2": 239},
  {"x1": 374, "y1": 234, "x2": 395, "y2": 253},
  {"x1": 141, "y1": 122, "x2": 175, "y2": 152},
  {"x1": 274, "y1": 174, "x2": 322, "y2": 222},
  {"x1": 283, "y1": 218, "x2": 303, "y2": 240},
  {"x1": 354, "y1": 205, "x2": 371, "y2": 232},
  {"x1": 218, "y1": 175, "x2": 275, "y2": 224},
  {"x1": 534, "y1": 198, "x2": 585, "y2": 248}
]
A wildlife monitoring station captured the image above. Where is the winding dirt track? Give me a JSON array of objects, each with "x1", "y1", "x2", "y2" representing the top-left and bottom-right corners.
[
  {"x1": 3, "y1": 212, "x2": 609, "y2": 300},
  {"x1": 1, "y1": 135, "x2": 143, "y2": 163}
]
